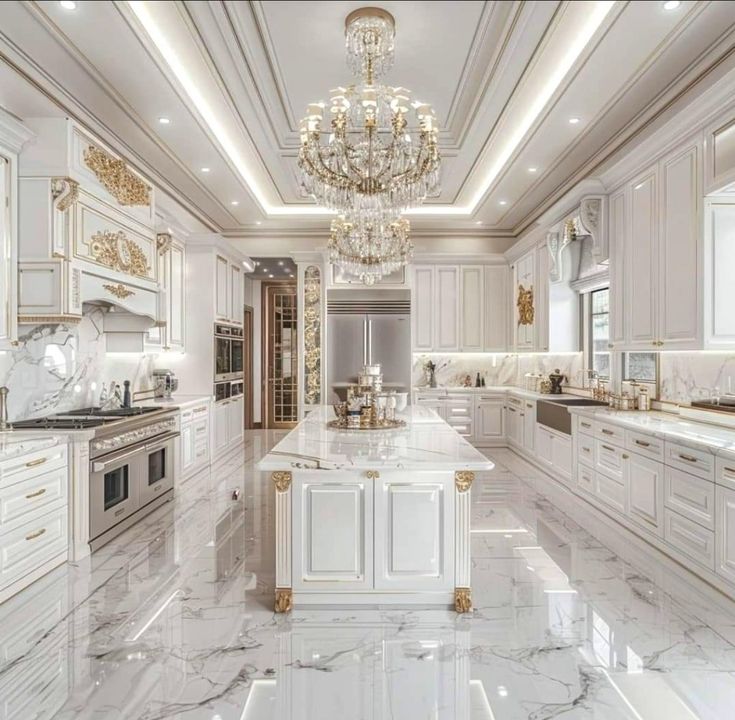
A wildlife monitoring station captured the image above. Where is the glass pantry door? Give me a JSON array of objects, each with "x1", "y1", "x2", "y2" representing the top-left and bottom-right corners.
[{"x1": 264, "y1": 283, "x2": 298, "y2": 428}]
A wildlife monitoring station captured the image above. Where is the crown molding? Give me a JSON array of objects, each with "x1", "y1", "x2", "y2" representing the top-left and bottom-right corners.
[{"x1": 0, "y1": 106, "x2": 34, "y2": 153}]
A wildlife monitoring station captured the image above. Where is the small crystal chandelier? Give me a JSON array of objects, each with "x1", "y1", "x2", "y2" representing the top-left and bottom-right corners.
[
  {"x1": 329, "y1": 215, "x2": 413, "y2": 286},
  {"x1": 299, "y1": 7, "x2": 441, "y2": 222}
]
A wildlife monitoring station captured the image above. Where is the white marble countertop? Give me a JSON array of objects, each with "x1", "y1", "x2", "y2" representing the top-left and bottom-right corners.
[
  {"x1": 137, "y1": 394, "x2": 213, "y2": 410},
  {"x1": 413, "y1": 385, "x2": 585, "y2": 401},
  {"x1": 257, "y1": 405, "x2": 494, "y2": 472},
  {"x1": 0, "y1": 432, "x2": 65, "y2": 461},
  {"x1": 568, "y1": 406, "x2": 735, "y2": 455}
]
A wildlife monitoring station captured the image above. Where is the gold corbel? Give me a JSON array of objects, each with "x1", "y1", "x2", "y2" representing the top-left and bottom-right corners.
[
  {"x1": 272, "y1": 471, "x2": 292, "y2": 492},
  {"x1": 455, "y1": 471, "x2": 474, "y2": 492},
  {"x1": 454, "y1": 587, "x2": 472, "y2": 613},
  {"x1": 275, "y1": 588, "x2": 293, "y2": 613}
]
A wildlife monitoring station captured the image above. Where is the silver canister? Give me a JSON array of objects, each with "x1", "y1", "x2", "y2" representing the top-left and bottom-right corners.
[{"x1": 638, "y1": 387, "x2": 651, "y2": 411}]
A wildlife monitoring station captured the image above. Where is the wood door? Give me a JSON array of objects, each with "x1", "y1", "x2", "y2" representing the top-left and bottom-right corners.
[
  {"x1": 263, "y1": 282, "x2": 298, "y2": 429},
  {"x1": 626, "y1": 453, "x2": 664, "y2": 536},
  {"x1": 374, "y1": 472, "x2": 454, "y2": 591},
  {"x1": 293, "y1": 476, "x2": 373, "y2": 591}
]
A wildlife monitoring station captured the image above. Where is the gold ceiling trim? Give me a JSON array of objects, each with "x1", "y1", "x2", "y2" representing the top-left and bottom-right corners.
[
  {"x1": 83, "y1": 145, "x2": 151, "y2": 206},
  {"x1": 90, "y1": 230, "x2": 150, "y2": 278}
]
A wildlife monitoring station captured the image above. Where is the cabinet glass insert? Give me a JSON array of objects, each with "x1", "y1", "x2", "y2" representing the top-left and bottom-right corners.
[
  {"x1": 148, "y1": 448, "x2": 166, "y2": 486},
  {"x1": 104, "y1": 465, "x2": 130, "y2": 511}
]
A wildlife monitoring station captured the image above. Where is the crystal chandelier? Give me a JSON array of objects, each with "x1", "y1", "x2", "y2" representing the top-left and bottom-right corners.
[
  {"x1": 329, "y1": 215, "x2": 413, "y2": 286},
  {"x1": 298, "y1": 7, "x2": 441, "y2": 222}
]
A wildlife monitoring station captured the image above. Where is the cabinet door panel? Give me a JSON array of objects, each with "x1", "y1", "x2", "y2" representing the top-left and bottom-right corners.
[
  {"x1": 475, "y1": 399, "x2": 504, "y2": 445},
  {"x1": 230, "y1": 264, "x2": 242, "y2": 325},
  {"x1": 460, "y1": 266, "x2": 483, "y2": 351},
  {"x1": 705, "y1": 201, "x2": 735, "y2": 346},
  {"x1": 627, "y1": 171, "x2": 657, "y2": 347},
  {"x1": 294, "y1": 479, "x2": 372, "y2": 590},
  {"x1": 435, "y1": 266, "x2": 459, "y2": 351},
  {"x1": 213, "y1": 402, "x2": 228, "y2": 453},
  {"x1": 626, "y1": 454, "x2": 664, "y2": 536},
  {"x1": 412, "y1": 266, "x2": 434, "y2": 350},
  {"x1": 716, "y1": 485, "x2": 735, "y2": 584},
  {"x1": 609, "y1": 188, "x2": 627, "y2": 348},
  {"x1": 659, "y1": 144, "x2": 700, "y2": 348},
  {"x1": 375, "y1": 473, "x2": 453, "y2": 590},
  {"x1": 168, "y1": 242, "x2": 185, "y2": 348},
  {"x1": 215, "y1": 255, "x2": 229, "y2": 320},
  {"x1": 483, "y1": 265, "x2": 508, "y2": 351}
]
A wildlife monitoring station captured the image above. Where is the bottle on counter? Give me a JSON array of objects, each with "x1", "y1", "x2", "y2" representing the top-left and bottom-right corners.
[
  {"x1": 123, "y1": 380, "x2": 131, "y2": 408},
  {"x1": 475, "y1": 372, "x2": 481, "y2": 387},
  {"x1": 99, "y1": 382, "x2": 108, "y2": 407}
]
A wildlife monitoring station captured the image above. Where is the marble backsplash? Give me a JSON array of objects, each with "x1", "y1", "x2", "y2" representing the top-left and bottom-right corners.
[
  {"x1": 412, "y1": 352, "x2": 585, "y2": 390},
  {"x1": 0, "y1": 308, "x2": 155, "y2": 422},
  {"x1": 659, "y1": 353, "x2": 735, "y2": 405}
]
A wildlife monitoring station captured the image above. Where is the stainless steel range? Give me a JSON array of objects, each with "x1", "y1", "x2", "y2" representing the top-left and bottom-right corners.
[{"x1": 13, "y1": 406, "x2": 179, "y2": 551}]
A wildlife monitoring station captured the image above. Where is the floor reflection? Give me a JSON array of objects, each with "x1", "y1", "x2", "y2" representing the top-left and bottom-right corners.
[{"x1": 1, "y1": 437, "x2": 734, "y2": 719}]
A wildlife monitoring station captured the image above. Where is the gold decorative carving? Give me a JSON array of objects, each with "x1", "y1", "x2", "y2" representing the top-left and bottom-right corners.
[
  {"x1": 156, "y1": 232, "x2": 173, "y2": 255},
  {"x1": 50, "y1": 177, "x2": 79, "y2": 212},
  {"x1": 90, "y1": 230, "x2": 150, "y2": 278},
  {"x1": 275, "y1": 588, "x2": 293, "y2": 613},
  {"x1": 103, "y1": 283, "x2": 135, "y2": 299},
  {"x1": 83, "y1": 145, "x2": 151, "y2": 206},
  {"x1": 303, "y1": 266, "x2": 321, "y2": 405},
  {"x1": 517, "y1": 284, "x2": 534, "y2": 326},
  {"x1": 272, "y1": 471, "x2": 293, "y2": 492},
  {"x1": 454, "y1": 587, "x2": 472, "y2": 613},
  {"x1": 366, "y1": 470, "x2": 380, "y2": 480},
  {"x1": 455, "y1": 471, "x2": 474, "y2": 492},
  {"x1": 18, "y1": 315, "x2": 82, "y2": 325}
]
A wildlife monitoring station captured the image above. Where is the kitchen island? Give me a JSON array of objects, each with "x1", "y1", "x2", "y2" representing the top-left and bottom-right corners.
[{"x1": 257, "y1": 405, "x2": 493, "y2": 613}]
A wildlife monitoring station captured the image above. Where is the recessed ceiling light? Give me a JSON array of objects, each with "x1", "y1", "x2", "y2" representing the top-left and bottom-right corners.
[
  {"x1": 255, "y1": 221, "x2": 262, "y2": 225},
  {"x1": 662, "y1": 0, "x2": 681, "y2": 9},
  {"x1": 231, "y1": 201, "x2": 239, "y2": 206},
  {"x1": 59, "y1": 1, "x2": 77, "y2": 9},
  {"x1": 568, "y1": 117, "x2": 580, "y2": 125},
  {"x1": 499, "y1": 200, "x2": 508, "y2": 206},
  {"x1": 528, "y1": 167, "x2": 538, "y2": 173},
  {"x1": 262, "y1": 268, "x2": 269, "y2": 272},
  {"x1": 289, "y1": 273, "x2": 295, "y2": 278},
  {"x1": 158, "y1": 117, "x2": 170, "y2": 125},
  {"x1": 475, "y1": 221, "x2": 483, "y2": 225},
  {"x1": 200, "y1": 167, "x2": 210, "y2": 173},
  {"x1": 269, "y1": 274, "x2": 274, "y2": 278},
  {"x1": 254, "y1": 260, "x2": 260, "y2": 266},
  {"x1": 278, "y1": 261, "x2": 284, "y2": 266}
]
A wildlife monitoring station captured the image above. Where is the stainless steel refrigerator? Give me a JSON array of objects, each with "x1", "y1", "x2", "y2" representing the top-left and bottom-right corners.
[{"x1": 327, "y1": 289, "x2": 411, "y2": 402}]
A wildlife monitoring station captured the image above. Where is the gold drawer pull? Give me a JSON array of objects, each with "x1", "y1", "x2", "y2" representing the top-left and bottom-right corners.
[
  {"x1": 25, "y1": 488, "x2": 47, "y2": 499},
  {"x1": 635, "y1": 439, "x2": 651, "y2": 448},
  {"x1": 366, "y1": 470, "x2": 380, "y2": 480},
  {"x1": 678, "y1": 453, "x2": 698, "y2": 463},
  {"x1": 25, "y1": 457, "x2": 47, "y2": 468},
  {"x1": 25, "y1": 528, "x2": 46, "y2": 541},
  {"x1": 622, "y1": 454, "x2": 629, "y2": 460},
  {"x1": 724, "y1": 467, "x2": 735, "y2": 475},
  {"x1": 581, "y1": 422, "x2": 592, "y2": 429},
  {"x1": 194, "y1": 407, "x2": 208, "y2": 413},
  {"x1": 582, "y1": 447, "x2": 591, "y2": 453},
  {"x1": 601, "y1": 429, "x2": 614, "y2": 436},
  {"x1": 602, "y1": 444, "x2": 615, "y2": 452}
]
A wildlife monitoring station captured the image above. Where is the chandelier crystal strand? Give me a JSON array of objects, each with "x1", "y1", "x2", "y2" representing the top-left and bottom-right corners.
[{"x1": 329, "y1": 215, "x2": 413, "y2": 286}]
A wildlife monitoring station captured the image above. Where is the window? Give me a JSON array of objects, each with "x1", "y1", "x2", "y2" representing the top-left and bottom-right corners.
[
  {"x1": 590, "y1": 288, "x2": 610, "y2": 379},
  {"x1": 623, "y1": 352, "x2": 657, "y2": 384}
]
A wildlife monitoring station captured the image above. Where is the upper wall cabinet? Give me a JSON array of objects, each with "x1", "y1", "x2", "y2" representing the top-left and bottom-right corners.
[
  {"x1": 705, "y1": 109, "x2": 735, "y2": 194},
  {"x1": 511, "y1": 250, "x2": 536, "y2": 350},
  {"x1": 704, "y1": 198, "x2": 735, "y2": 348},
  {"x1": 609, "y1": 139, "x2": 704, "y2": 351},
  {"x1": 411, "y1": 264, "x2": 508, "y2": 353},
  {"x1": 147, "y1": 233, "x2": 185, "y2": 351}
]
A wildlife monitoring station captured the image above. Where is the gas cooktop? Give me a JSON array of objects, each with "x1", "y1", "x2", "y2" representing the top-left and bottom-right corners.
[{"x1": 11, "y1": 406, "x2": 165, "y2": 430}]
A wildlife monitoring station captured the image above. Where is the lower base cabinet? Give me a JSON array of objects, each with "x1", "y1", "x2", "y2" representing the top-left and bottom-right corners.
[
  {"x1": 716, "y1": 485, "x2": 735, "y2": 584},
  {"x1": 626, "y1": 453, "x2": 664, "y2": 536},
  {"x1": 475, "y1": 396, "x2": 505, "y2": 446},
  {"x1": 535, "y1": 425, "x2": 571, "y2": 484},
  {"x1": 212, "y1": 397, "x2": 244, "y2": 457},
  {"x1": 180, "y1": 402, "x2": 210, "y2": 478}
]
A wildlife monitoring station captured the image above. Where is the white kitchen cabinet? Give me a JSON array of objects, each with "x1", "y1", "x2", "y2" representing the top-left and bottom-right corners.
[
  {"x1": 505, "y1": 404, "x2": 523, "y2": 448},
  {"x1": 536, "y1": 425, "x2": 571, "y2": 484},
  {"x1": 483, "y1": 265, "x2": 508, "y2": 351},
  {"x1": 411, "y1": 265, "x2": 434, "y2": 351},
  {"x1": 228, "y1": 396, "x2": 244, "y2": 446},
  {"x1": 704, "y1": 199, "x2": 735, "y2": 347},
  {"x1": 626, "y1": 453, "x2": 664, "y2": 536},
  {"x1": 512, "y1": 250, "x2": 536, "y2": 349},
  {"x1": 179, "y1": 401, "x2": 210, "y2": 479},
  {"x1": 215, "y1": 255, "x2": 229, "y2": 321},
  {"x1": 231, "y1": 264, "x2": 242, "y2": 325},
  {"x1": 626, "y1": 167, "x2": 658, "y2": 348},
  {"x1": 213, "y1": 401, "x2": 229, "y2": 454},
  {"x1": 460, "y1": 265, "x2": 483, "y2": 351},
  {"x1": 609, "y1": 187, "x2": 627, "y2": 350},
  {"x1": 475, "y1": 395, "x2": 505, "y2": 446},
  {"x1": 522, "y1": 399, "x2": 536, "y2": 455},
  {"x1": 435, "y1": 265, "x2": 459, "y2": 351},
  {"x1": 293, "y1": 476, "x2": 373, "y2": 591},
  {"x1": 374, "y1": 472, "x2": 454, "y2": 591},
  {"x1": 715, "y1": 485, "x2": 735, "y2": 585},
  {"x1": 148, "y1": 235, "x2": 185, "y2": 351},
  {"x1": 0, "y1": 153, "x2": 15, "y2": 345}
]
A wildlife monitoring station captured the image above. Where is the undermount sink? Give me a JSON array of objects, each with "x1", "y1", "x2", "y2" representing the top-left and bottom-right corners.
[{"x1": 536, "y1": 397, "x2": 607, "y2": 435}]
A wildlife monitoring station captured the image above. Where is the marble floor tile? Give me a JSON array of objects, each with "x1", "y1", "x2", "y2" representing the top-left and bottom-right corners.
[{"x1": 2, "y1": 431, "x2": 735, "y2": 719}]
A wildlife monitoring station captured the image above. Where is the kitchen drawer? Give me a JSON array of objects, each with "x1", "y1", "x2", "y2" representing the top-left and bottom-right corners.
[
  {"x1": 0, "y1": 465, "x2": 67, "y2": 534},
  {"x1": 181, "y1": 402, "x2": 210, "y2": 424},
  {"x1": 664, "y1": 508, "x2": 715, "y2": 570},
  {"x1": 445, "y1": 403, "x2": 472, "y2": 419},
  {"x1": 625, "y1": 430, "x2": 664, "y2": 462},
  {"x1": 716, "y1": 456, "x2": 735, "y2": 492},
  {"x1": 665, "y1": 441, "x2": 714, "y2": 481},
  {"x1": 576, "y1": 416, "x2": 594, "y2": 436},
  {"x1": 664, "y1": 466, "x2": 715, "y2": 530},
  {"x1": 577, "y1": 463, "x2": 595, "y2": 495},
  {"x1": 0, "y1": 507, "x2": 67, "y2": 589},
  {"x1": 594, "y1": 421, "x2": 625, "y2": 447},
  {"x1": 446, "y1": 418, "x2": 473, "y2": 438},
  {"x1": 415, "y1": 394, "x2": 444, "y2": 404},
  {"x1": 595, "y1": 439, "x2": 626, "y2": 483},
  {"x1": 0, "y1": 445, "x2": 67, "y2": 489},
  {"x1": 596, "y1": 471, "x2": 627, "y2": 515},
  {"x1": 577, "y1": 433, "x2": 594, "y2": 467},
  {"x1": 506, "y1": 395, "x2": 523, "y2": 408}
]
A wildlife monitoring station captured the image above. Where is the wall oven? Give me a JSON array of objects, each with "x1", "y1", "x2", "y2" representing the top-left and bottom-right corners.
[{"x1": 214, "y1": 324, "x2": 244, "y2": 381}]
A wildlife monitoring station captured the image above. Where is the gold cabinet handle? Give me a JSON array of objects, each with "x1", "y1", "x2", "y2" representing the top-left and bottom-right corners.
[
  {"x1": 366, "y1": 470, "x2": 380, "y2": 479},
  {"x1": 582, "y1": 447, "x2": 591, "y2": 453},
  {"x1": 724, "y1": 467, "x2": 735, "y2": 475},
  {"x1": 25, "y1": 457, "x2": 47, "y2": 468},
  {"x1": 622, "y1": 454, "x2": 629, "y2": 460},
  {"x1": 25, "y1": 528, "x2": 46, "y2": 541},
  {"x1": 194, "y1": 407, "x2": 208, "y2": 414},
  {"x1": 25, "y1": 488, "x2": 47, "y2": 499},
  {"x1": 581, "y1": 422, "x2": 592, "y2": 429},
  {"x1": 602, "y1": 444, "x2": 615, "y2": 452},
  {"x1": 635, "y1": 439, "x2": 651, "y2": 448},
  {"x1": 678, "y1": 453, "x2": 698, "y2": 463},
  {"x1": 601, "y1": 429, "x2": 614, "y2": 436}
]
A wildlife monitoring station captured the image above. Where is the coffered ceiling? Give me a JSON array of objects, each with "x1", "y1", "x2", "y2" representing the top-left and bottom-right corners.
[{"x1": 1, "y1": 1, "x2": 734, "y2": 248}]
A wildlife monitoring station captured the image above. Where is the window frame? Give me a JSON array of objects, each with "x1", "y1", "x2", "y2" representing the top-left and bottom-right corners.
[{"x1": 587, "y1": 287, "x2": 611, "y2": 381}]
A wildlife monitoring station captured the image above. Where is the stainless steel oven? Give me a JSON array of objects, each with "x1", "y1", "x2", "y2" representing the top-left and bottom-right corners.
[{"x1": 214, "y1": 324, "x2": 244, "y2": 382}]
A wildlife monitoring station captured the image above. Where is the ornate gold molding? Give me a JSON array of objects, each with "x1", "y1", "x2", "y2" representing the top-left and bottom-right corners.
[
  {"x1": 517, "y1": 284, "x2": 534, "y2": 327},
  {"x1": 366, "y1": 470, "x2": 380, "y2": 480},
  {"x1": 454, "y1": 587, "x2": 472, "y2": 613},
  {"x1": 50, "y1": 177, "x2": 79, "y2": 212},
  {"x1": 18, "y1": 315, "x2": 82, "y2": 325},
  {"x1": 455, "y1": 471, "x2": 474, "y2": 492},
  {"x1": 103, "y1": 283, "x2": 135, "y2": 299},
  {"x1": 303, "y1": 266, "x2": 321, "y2": 405},
  {"x1": 272, "y1": 471, "x2": 292, "y2": 492},
  {"x1": 274, "y1": 588, "x2": 293, "y2": 613},
  {"x1": 156, "y1": 232, "x2": 173, "y2": 255},
  {"x1": 83, "y1": 145, "x2": 151, "y2": 206},
  {"x1": 90, "y1": 230, "x2": 150, "y2": 278}
]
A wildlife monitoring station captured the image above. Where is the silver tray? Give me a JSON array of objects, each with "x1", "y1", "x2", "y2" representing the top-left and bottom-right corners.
[{"x1": 327, "y1": 418, "x2": 406, "y2": 431}]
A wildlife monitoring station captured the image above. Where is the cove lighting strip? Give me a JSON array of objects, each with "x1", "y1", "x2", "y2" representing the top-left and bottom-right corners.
[{"x1": 128, "y1": 1, "x2": 613, "y2": 217}]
